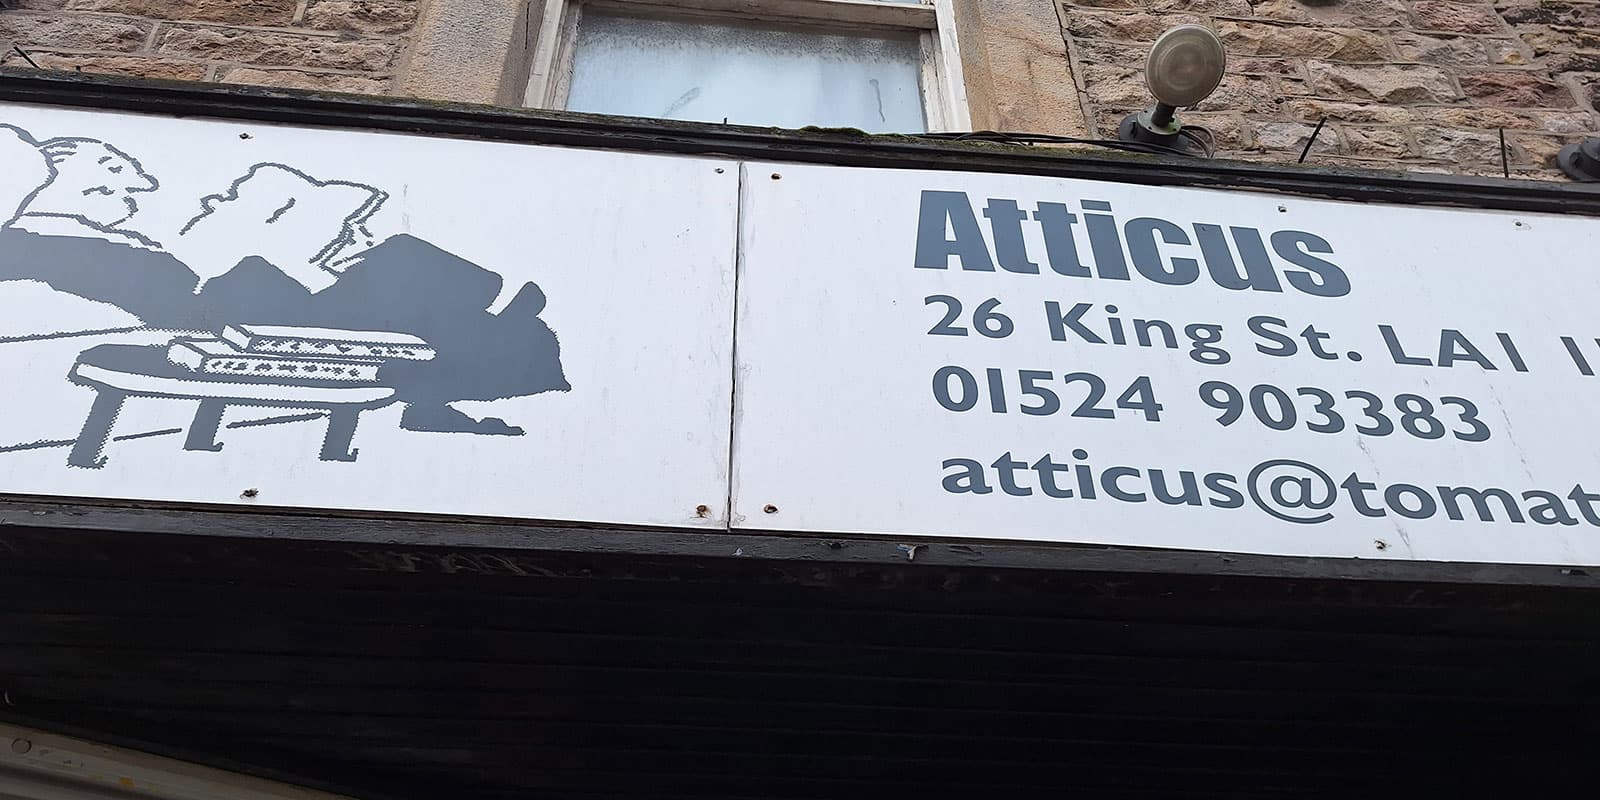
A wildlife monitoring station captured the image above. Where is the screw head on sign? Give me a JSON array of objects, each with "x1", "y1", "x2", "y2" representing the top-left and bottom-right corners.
[
  {"x1": 770, "y1": 173, "x2": 781, "y2": 180},
  {"x1": 763, "y1": 504, "x2": 778, "y2": 514},
  {"x1": 241, "y1": 488, "x2": 259, "y2": 499},
  {"x1": 10, "y1": 739, "x2": 31, "y2": 755},
  {"x1": 695, "y1": 504, "x2": 710, "y2": 517}
]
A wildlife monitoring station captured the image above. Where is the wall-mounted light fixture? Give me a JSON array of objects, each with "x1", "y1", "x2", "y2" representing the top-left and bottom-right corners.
[
  {"x1": 1117, "y1": 25, "x2": 1227, "y2": 157},
  {"x1": 1558, "y1": 139, "x2": 1600, "y2": 182}
]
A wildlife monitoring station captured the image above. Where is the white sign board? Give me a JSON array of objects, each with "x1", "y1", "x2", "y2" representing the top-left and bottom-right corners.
[
  {"x1": 0, "y1": 104, "x2": 737, "y2": 527},
  {"x1": 7, "y1": 102, "x2": 1600, "y2": 566},
  {"x1": 732, "y1": 161, "x2": 1600, "y2": 565}
]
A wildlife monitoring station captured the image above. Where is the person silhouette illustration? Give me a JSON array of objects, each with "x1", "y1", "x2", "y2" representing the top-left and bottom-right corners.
[{"x1": 0, "y1": 126, "x2": 201, "y2": 326}]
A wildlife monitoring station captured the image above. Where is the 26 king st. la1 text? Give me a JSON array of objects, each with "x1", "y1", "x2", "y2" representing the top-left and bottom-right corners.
[{"x1": 928, "y1": 294, "x2": 1600, "y2": 378}]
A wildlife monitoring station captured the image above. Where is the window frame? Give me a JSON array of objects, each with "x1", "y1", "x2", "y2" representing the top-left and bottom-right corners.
[{"x1": 522, "y1": 0, "x2": 970, "y2": 133}]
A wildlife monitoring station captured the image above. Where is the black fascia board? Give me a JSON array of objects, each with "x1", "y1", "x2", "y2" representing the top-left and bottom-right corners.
[
  {"x1": 1, "y1": 495, "x2": 1596, "y2": 589},
  {"x1": 3, "y1": 69, "x2": 1599, "y2": 217}
]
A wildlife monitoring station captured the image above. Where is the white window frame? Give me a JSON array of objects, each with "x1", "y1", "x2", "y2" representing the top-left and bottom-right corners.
[{"x1": 522, "y1": 0, "x2": 970, "y2": 132}]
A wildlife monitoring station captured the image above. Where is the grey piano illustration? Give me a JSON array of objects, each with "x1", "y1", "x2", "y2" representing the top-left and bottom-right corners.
[{"x1": 0, "y1": 123, "x2": 570, "y2": 468}]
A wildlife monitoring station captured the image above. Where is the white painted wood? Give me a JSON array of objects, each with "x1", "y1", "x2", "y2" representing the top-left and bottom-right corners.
[
  {"x1": 549, "y1": 1, "x2": 583, "y2": 109},
  {"x1": 0, "y1": 723, "x2": 353, "y2": 800},
  {"x1": 526, "y1": 0, "x2": 956, "y2": 133},
  {"x1": 586, "y1": 0, "x2": 936, "y2": 29},
  {"x1": 917, "y1": 32, "x2": 945, "y2": 132},
  {"x1": 929, "y1": 0, "x2": 970, "y2": 132},
  {"x1": 522, "y1": 0, "x2": 572, "y2": 107}
]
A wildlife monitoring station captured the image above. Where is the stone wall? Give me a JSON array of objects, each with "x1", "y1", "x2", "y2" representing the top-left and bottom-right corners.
[
  {"x1": 4, "y1": 0, "x2": 1600, "y2": 179},
  {"x1": 0, "y1": 0, "x2": 418, "y2": 95},
  {"x1": 1059, "y1": 0, "x2": 1600, "y2": 178}
]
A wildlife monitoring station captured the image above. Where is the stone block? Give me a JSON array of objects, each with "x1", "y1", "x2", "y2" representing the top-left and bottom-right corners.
[
  {"x1": 303, "y1": 1, "x2": 423, "y2": 35},
  {"x1": 1415, "y1": 127, "x2": 1505, "y2": 164},
  {"x1": 1081, "y1": 63, "x2": 1151, "y2": 108},
  {"x1": 1063, "y1": 9, "x2": 1205, "y2": 42},
  {"x1": 1193, "y1": 73, "x2": 1285, "y2": 113},
  {"x1": 219, "y1": 66, "x2": 389, "y2": 95},
  {"x1": 1424, "y1": 106, "x2": 1591, "y2": 129},
  {"x1": 156, "y1": 24, "x2": 396, "y2": 71},
  {"x1": 1074, "y1": 38, "x2": 1150, "y2": 65},
  {"x1": 1509, "y1": 131, "x2": 1586, "y2": 165},
  {"x1": 1251, "y1": 120, "x2": 1340, "y2": 155},
  {"x1": 1218, "y1": 20, "x2": 1391, "y2": 60},
  {"x1": 0, "y1": 11, "x2": 151, "y2": 52},
  {"x1": 63, "y1": 0, "x2": 299, "y2": 26},
  {"x1": 1532, "y1": 109, "x2": 1600, "y2": 130},
  {"x1": 1459, "y1": 69, "x2": 1578, "y2": 106},
  {"x1": 1572, "y1": 71, "x2": 1600, "y2": 109},
  {"x1": 1286, "y1": 98, "x2": 1416, "y2": 123},
  {"x1": 1518, "y1": 24, "x2": 1600, "y2": 53},
  {"x1": 1247, "y1": 0, "x2": 1411, "y2": 28},
  {"x1": 1342, "y1": 125, "x2": 1414, "y2": 156},
  {"x1": 1230, "y1": 56, "x2": 1306, "y2": 76},
  {"x1": 1151, "y1": 0, "x2": 1251, "y2": 13},
  {"x1": 1411, "y1": 1, "x2": 1505, "y2": 33},
  {"x1": 0, "y1": 49, "x2": 207, "y2": 80},
  {"x1": 969, "y1": 0, "x2": 1091, "y2": 135},
  {"x1": 1492, "y1": 42, "x2": 1532, "y2": 64},
  {"x1": 1497, "y1": 0, "x2": 1600, "y2": 27},
  {"x1": 1540, "y1": 49, "x2": 1600, "y2": 71},
  {"x1": 1393, "y1": 32, "x2": 1491, "y2": 65},
  {"x1": 1306, "y1": 61, "x2": 1459, "y2": 102},
  {"x1": 1179, "y1": 111, "x2": 1249, "y2": 148}
]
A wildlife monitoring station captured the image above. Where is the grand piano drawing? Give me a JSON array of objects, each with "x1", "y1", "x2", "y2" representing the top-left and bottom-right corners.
[{"x1": 0, "y1": 123, "x2": 570, "y2": 467}]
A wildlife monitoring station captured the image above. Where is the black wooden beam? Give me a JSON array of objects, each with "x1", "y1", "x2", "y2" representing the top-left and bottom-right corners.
[
  {"x1": 4, "y1": 70, "x2": 1600, "y2": 216},
  {"x1": 1, "y1": 495, "x2": 1595, "y2": 587}
]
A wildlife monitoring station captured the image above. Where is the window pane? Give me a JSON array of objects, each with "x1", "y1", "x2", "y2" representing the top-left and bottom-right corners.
[{"x1": 566, "y1": 13, "x2": 927, "y2": 133}]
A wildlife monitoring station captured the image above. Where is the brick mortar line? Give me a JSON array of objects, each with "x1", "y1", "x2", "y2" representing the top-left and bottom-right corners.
[
  {"x1": 1053, "y1": 2, "x2": 1098, "y2": 138},
  {"x1": 4, "y1": 45, "x2": 207, "y2": 62},
  {"x1": 1104, "y1": 95, "x2": 1591, "y2": 109},
  {"x1": 1207, "y1": 14, "x2": 1517, "y2": 33},
  {"x1": 1059, "y1": 9, "x2": 1594, "y2": 39},
  {"x1": 1, "y1": 47, "x2": 395, "y2": 80},
  {"x1": 1, "y1": 10, "x2": 404, "y2": 42},
  {"x1": 1082, "y1": 54, "x2": 1572, "y2": 68},
  {"x1": 1071, "y1": 38, "x2": 1583, "y2": 61},
  {"x1": 0, "y1": 54, "x2": 400, "y2": 84},
  {"x1": 210, "y1": 63, "x2": 400, "y2": 77},
  {"x1": 151, "y1": 22, "x2": 385, "y2": 40}
]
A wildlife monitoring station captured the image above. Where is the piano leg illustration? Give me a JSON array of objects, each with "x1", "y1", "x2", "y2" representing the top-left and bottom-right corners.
[
  {"x1": 184, "y1": 399, "x2": 227, "y2": 453},
  {"x1": 66, "y1": 387, "x2": 125, "y2": 470},
  {"x1": 320, "y1": 407, "x2": 362, "y2": 463}
]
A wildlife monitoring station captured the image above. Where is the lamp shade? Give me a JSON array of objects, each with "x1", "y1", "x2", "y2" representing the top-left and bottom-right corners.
[{"x1": 1145, "y1": 25, "x2": 1227, "y2": 108}]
